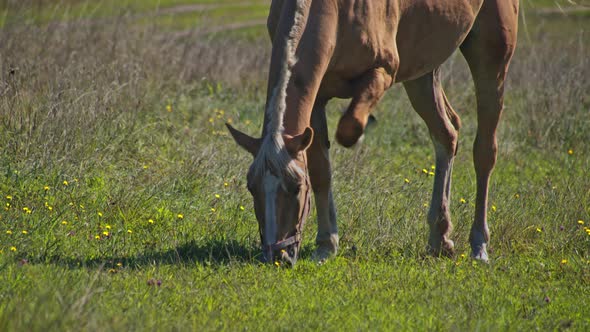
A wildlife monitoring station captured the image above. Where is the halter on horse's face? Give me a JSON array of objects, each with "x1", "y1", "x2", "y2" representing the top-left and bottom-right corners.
[{"x1": 227, "y1": 124, "x2": 314, "y2": 264}]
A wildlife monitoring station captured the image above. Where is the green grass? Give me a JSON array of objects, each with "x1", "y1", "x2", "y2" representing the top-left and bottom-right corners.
[{"x1": 1, "y1": 1, "x2": 589, "y2": 331}]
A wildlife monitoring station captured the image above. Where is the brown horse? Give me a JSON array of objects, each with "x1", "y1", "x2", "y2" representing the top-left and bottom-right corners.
[{"x1": 227, "y1": 0, "x2": 519, "y2": 264}]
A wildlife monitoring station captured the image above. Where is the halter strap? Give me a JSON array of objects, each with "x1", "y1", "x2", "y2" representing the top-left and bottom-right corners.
[{"x1": 264, "y1": 156, "x2": 311, "y2": 259}]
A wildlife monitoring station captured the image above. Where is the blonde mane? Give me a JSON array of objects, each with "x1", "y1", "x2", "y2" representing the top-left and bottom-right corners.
[{"x1": 252, "y1": 0, "x2": 307, "y2": 179}]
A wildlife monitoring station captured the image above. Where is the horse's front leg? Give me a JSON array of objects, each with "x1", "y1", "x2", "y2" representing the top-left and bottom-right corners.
[
  {"x1": 335, "y1": 68, "x2": 393, "y2": 147},
  {"x1": 307, "y1": 99, "x2": 338, "y2": 262}
]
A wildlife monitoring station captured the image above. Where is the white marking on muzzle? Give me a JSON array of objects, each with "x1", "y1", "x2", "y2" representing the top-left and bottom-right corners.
[{"x1": 263, "y1": 171, "x2": 281, "y2": 248}]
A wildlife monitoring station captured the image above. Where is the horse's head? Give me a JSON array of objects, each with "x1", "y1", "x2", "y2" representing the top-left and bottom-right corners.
[{"x1": 227, "y1": 123, "x2": 314, "y2": 265}]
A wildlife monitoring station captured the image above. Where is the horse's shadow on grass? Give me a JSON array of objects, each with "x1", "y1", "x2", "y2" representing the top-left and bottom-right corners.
[{"x1": 32, "y1": 239, "x2": 317, "y2": 269}]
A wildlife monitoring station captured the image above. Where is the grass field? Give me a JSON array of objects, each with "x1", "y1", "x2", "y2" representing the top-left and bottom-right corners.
[{"x1": 1, "y1": 0, "x2": 589, "y2": 330}]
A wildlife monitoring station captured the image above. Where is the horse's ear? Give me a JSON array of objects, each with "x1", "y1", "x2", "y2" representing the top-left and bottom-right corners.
[
  {"x1": 284, "y1": 127, "x2": 314, "y2": 156},
  {"x1": 226, "y1": 123, "x2": 261, "y2": 156}
]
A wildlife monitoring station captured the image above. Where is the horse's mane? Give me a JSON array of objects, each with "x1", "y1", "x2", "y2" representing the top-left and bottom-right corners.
[{"x1": 251, "y1": 0, "x2": 306, "y2": 180}]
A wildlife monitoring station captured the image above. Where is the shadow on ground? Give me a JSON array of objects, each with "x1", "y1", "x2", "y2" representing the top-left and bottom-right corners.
[{"x1": 22, "y1": 239, "x2": 319, "y2": 269}]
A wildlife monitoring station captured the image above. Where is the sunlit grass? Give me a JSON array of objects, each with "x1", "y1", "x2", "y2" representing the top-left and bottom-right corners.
[{"x1": 1, "y1": 1, "x2": 589, "y2": 331}]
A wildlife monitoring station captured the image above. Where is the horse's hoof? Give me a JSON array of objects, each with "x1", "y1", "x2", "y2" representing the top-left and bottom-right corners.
[
  {"x1": 312, "y1": 247, "x2": 335, "y2": 264},
  {"x1": 471, "y1": 244, "x2": 489, "y2": 263},
  {"x1": 428, "y1": 239, "x2": 455, "y2": 258}
]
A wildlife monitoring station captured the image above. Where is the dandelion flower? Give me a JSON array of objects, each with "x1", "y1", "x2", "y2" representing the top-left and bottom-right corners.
[
  {"x1": 491, "y1": 205, "x2": 497, "y2": 212},
  {"x1": 6, "y1": 230, "x2": 12, "y2": 235},
  {"x1": 460, "y1": 198, "x2": 467, "y2": 204},
  {"x1": 567, "y1": 149, "x2": 573, "y2": 155},
  {"x1": 224, "y1": 182, "x2": 229, "y2": 187},
  {"x1": 239, "y1": 206, "x2": 245, "y2": 211},
  {"x1": 95, "y1": 235, "x2": 101, "y2": 240},
  {"x1": 536, "y1": 228, "x2": 542, "y2": 233},
  {"x1": 44, "y1": 186, "x2": 50, "y2": 191},
  {"x1": 177, "y1": 214, "x2": 184, "y2": 219},
  {"x1": 561, "y1": 259, "x2": 568, "y2": 265},
  {"x1": 422, "y1": 168, "x2": 428, "y2": 174},
  {"x1": 578, "y1": 220, "x2": 584, "y2": 225},
  {"x1": 108, "y1": 268, "x2": 117, "y2": 274},
  {"x1": 274, "y1": 261, "x2": 280, "y2": 267},
  {"x1": 98, "y1": 212, "x2": 103, "y2": 217},
  {"x1": 430, "y1": 165, "x2": 435, "y2": 170},
  {"x1": 105, "y1": 225, "x2": 111, "y2": 230},
  {"x1": 143, "y1": 165, "x2": 149, "y2": 169},
  {"x1": 5, "y1": 195, "x2": 12, "y2": 200},
  {"x1": 10, "y1": 246, "x2": 16, "y2": 252},
  {"x1": 428, "y1": 171, "x2": 435, "y2": 176},
  {"x1": 210, "y1": 208, "x2": 216, "y2": 212},
  {"x1": 148, "y1": 219, "x2": 154, "y2": 224},
  {"x1": 127, "y1": 229, "x2": 133, "y2": 234},
  {"x1": 215, "y1": 194, "x2": 220, "y2": 199},
  {"x1": 102, "y1": 231, "x2": 109, "y2": 236},
  {"x1": 514, "y1": 193, "x2": 520, "y2": 199},
  {"x1": 61, "y1": 221, "x2": 68, "y2": 225},
  {"x1": 116, "y1": 262, "x2": 123, "y2": 267},
  {"x1": 404, "y1": 178, "x2": 410, "y2": 183},
  {"x1": 22, "y1": 230, "x2": 28, "y2": 235},
  {"x1": 166, "y1": 104, "x2": 172, "y2": 112},
  {"x1": 63, "y1": 180, "x2": 69, "y2": 186}
]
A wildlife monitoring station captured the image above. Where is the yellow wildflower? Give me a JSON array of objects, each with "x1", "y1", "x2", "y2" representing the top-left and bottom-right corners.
[
  {"x1": 102, "y1": 231, "x2": 109, "y2": 236},
  {"x1": 239, "y1": 206, "x2": 245, "y2": 211},
  {"x1": 536, "y1": 228, "x2": 542, "y2": 233},
  {"x1": 61, "y1": 221, "x2": 68, "y2": 225},
  {"x1": 166, "y1": 104, "x2": 172, "y2": 112},
  {"x1": 404, "y1": 178, "x2": 410, "y2": 183},
  {"x1": 98, "y1": 212, "x2": 103, "y2": 217},
  {"x1": 567, "y1": 149, "x2": 573, "y2": 155},
  {"x1": 422, "y1": 168, "x2": 428, "y2": 174},
  {"x1": 431, "y1": 165, "x2": 435, "y2": 170},
  {"x1": 127, "y1": 229, "x2": 133, "y2": 234},
  {"x1": 274, "y1": 261, "x2": 280, "y2": 267},
  {"x1": 210, "y1": 208, "x2": 216, "y2": 212},
  {"x1": 10, "y1": 246, "x2": 16, "y2": 252},
  {"x1": 428, "y1": 171, "x2": 435, "y2": 176},
  {"x1": 63, "y1": 180, "x2": 69, "y2": 186},
  {"x1": 5, "y1": 195, "x2": 12, "y2": 200},
  {"x1": 561, "y1": 259, "x2": 568, "y2": 265},
  {"x1": 148, "y1": 219, "x2": 154, "y2": 224},
  {"x1": 224, "y1": 182, "x2": 229, "y2": 187},
  {"x1": 6, "y1": 230, "x2": 12, "y2": 235},
  {"x1": 44, "y1": 186, "x2": 50, "y2": 191},
  {"x1": 177, "y1": 214, "x2": 184, "y2": 219},
  {"x1": 514, "y1": 193, "x2": 520, "y2": 199},
  {"x1": 116, "y1": 262, "x2": 123, "y2": 267},
  {"x1": 578, "y1": 220, "x2": 584, "y2": 225},
  {"x1": 460, "y1": 198, "x2": 467, "y2": 204},
  {"x1": 491, "y1": 205, "x2": 497, "y2": 212},
  {"x1": 105, "y1": 225, "x2": 111, "y2": 230},
  {"x1": 215, "y1": 194, "x2": 220, "y2": 199},
  {"x1": 95, "y1": 235, "x2": 100, "y2": 240},
  {"x1": 22, "y1": 230, "x2": 28, "y2": 235}
]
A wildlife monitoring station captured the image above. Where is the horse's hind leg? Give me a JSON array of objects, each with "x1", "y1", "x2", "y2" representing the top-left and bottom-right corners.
[
  {"x1": 403, "y1": 68, "x2": 460, "y2": 257},
  {"x1": 460, "y1": 0, "x2": 518, "y2": 261}
]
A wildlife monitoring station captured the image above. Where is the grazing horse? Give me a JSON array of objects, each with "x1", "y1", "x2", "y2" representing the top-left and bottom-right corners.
[{"x1": 227, "y1": 0, "x2": 519, "y2": 264}]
